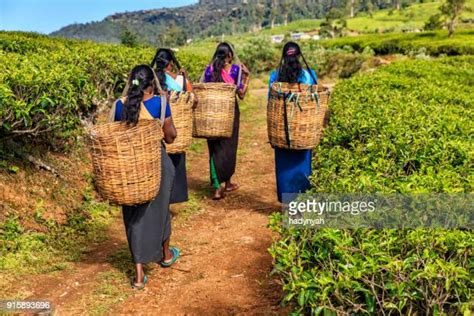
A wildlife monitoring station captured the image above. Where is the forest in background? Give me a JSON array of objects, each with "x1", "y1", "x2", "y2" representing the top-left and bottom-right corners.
[{"x1": 51, "y1": 0, "x2": 474, "y2": 46}]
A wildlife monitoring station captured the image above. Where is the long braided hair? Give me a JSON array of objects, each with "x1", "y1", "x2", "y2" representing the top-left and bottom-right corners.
[{"x1": 122, "y1": 65, "x2": 156, "y2": 124}]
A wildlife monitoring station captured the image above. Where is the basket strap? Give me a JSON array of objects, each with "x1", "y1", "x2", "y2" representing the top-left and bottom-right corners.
[
  {"x1": 107, "y1": 100, "x2": 118, "y2": 123},
  {"x1": 301, "y1": 54, "x2": 318, "y2": 85},
  {"x1": 160, "y1": 94, "x2": 167, "y2": 127},
  {"x1": 311, "y1": 92, "x2": 321, "y2": 112},
  {"x1": 182, "y1": 73, "x2": 187, "y2": 92},
  {"x1": 236, "y1": 64, "x2": 243, "y2": 88},
  {"x1": 199, "y1": 66, "x2": 208, "y2": 83},
  {"x1": 283, "y1": 93, "x2": 291, "y2": 149}
]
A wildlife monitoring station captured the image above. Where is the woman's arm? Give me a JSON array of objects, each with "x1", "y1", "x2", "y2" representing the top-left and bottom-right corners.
[{"x1": 162, "y1": 117, "x2": 177, "y2": 144}]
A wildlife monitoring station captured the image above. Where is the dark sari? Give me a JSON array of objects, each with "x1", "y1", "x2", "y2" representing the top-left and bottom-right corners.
[
  {"x1": 115, "y1": 97, "x2": 175, "y2": 264},
  {"x1": 203, "y1": 64, "x2": 242, "y2": 188}
]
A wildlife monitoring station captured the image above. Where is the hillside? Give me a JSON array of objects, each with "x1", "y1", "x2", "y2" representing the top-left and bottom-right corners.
[{"x1": 50, "y1": 0, "x2": 433, "y2": 45}]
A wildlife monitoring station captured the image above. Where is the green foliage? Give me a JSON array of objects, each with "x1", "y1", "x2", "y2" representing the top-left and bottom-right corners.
[
  {"x1": 320, "y1": 8, "x2": 348, "y2": 38},
  {"x1": 313, "y1": 56, "x2": 473, "y2": 192},
  {"x1": 319, "y1": 28, "x2": 474, "y2": 55},
  {"x1": 424, "y1": 13, "x2": 445, "y2": 30},
  {"x1": 270, "y1": 216, "x2": 473, "y2": 314},
  {"x1": 0, "y1": 32, "x2": 207, "y2": 148},
  {"x1": 120, "y1": 28, "x2": 139, "y2": 47},
  {"x1": 0, "y1": 181, "x2": 117, "y2": 274},
  {"x1": 50, "y1": 0, "x2": 433, "y2": 44},
  {"x1": 239, "y1": 37, "x2": 279, "y2": 73},
  {"x1": 440, "y1": 0, "x2": 468, "y2": 36},
  {"x1": 270, "y1": 57, "x2": 474, "y2": 313}
]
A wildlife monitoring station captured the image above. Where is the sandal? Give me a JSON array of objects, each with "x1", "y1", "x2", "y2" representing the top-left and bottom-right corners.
[
  {"x1": 131, "y1": 275, "x2": 148, "y2": 290},
  {"x1": 161, "y1": 247, "x2": 181, "y2": 268},
  {"x1": 225, "y1": 183, "x2": 240, "y2": 192},
  {"x1": 212, "y1": 188, "x2": 225, "y2": 200}
]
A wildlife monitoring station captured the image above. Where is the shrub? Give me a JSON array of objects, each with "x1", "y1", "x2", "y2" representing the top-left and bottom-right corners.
[
  {"x1": 238, "y1": 37, "x2": 279, "y2": 73},
  {"x1": 318, "y1": 28, "x2": 474, "y2": 56},
  {"x1": 0, "y1": 32, "x2": 208, "y2": 148},
  {"x1": 270, "y1": 57, "x2": 474, "y2": 314}
]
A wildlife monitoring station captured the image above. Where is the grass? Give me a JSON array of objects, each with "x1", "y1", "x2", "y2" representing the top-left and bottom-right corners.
[
  {"x1": 83, "y1": 271, "x2": 132, "y2": 315},
  {"x1": 0, "y1": 176, "x2": 118, "y2": 276},
  {"x1": 173, "y1": 193, "x2": 203, "y2": 224},
  {"x1": 188, "y1": 139, "x2": 206, "y2": 154}
]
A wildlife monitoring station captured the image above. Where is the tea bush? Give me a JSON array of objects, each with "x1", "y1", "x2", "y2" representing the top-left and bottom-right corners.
[
  {"x1": 318, "y1": 28, "x2": 474, "y2": 56},
  {"x1": 270, "y1": 57, "x2": 474, "y2": 314},
  {"x1": 0, "y1": 32, "x2": 208, "y2": 148}
]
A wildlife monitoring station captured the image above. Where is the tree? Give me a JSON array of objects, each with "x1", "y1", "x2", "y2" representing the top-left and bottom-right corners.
[
  {"x1": 424, "y1": 13, "x2": 444, "y2": 30},
  {"x1": 280, "y1": 0, "x2": 292, "y2": 26},
  {"x1": 320, "y1": 8, "x2": 347, "y2": 38},
  {"x1": 269, "y1": 0, "x2": 278, "y2": 28},
  {"x1": 120, "y1": 28, "x2": 138, "y2": 47},
  {"x1": 348, "y1": 0, "x2": 359, "y2": 17},
  {"x1": 440, "y1": 0, "x2": 466, "y2": 37}
]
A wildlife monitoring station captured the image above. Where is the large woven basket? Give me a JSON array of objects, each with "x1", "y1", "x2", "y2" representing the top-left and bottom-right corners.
[
  {"x1": 89, "y1": 120, "x2": 163, "y2": 206},
  {"x1": 267, "y1": 82, "x2": 331, "y2": 150},
  {"x1": 192, "y1": 83, "x2": 236, "y2": 138},
  {"x1": 166, "y1": 91, "x2": 194, "y2": 154}
]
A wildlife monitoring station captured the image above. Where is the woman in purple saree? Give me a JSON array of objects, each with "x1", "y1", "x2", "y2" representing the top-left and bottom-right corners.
[{"x1": 203, "y1": 42, "x2": 250, "y2": 199}]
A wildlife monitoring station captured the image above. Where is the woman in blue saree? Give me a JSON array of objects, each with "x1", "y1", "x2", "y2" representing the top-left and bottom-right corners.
[
  {"x1": 268, "y1": 42, "x2": 318, "y2": 203},
  {"x1": 152, "y1": 48, "x2": 194, "y2": 204}
]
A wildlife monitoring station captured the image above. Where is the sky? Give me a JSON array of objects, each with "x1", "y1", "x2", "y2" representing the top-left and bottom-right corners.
[{"x1": 0, "y1": 0, "x2": 197, "y2": 34}]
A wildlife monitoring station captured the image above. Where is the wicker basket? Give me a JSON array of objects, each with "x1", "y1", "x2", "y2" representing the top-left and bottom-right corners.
[
  {"x1": 192, "y1": 83, "x2": 236, "y2": 138},
  {"x1": 166, "y1": 91, "x2": 194, "y2": 154},
  {"x1": 89, "y1": 120, "x2": 163, "y2": 206},
  {"x1": 267, "y1": 82, "x2": 331, "y2": 150}
]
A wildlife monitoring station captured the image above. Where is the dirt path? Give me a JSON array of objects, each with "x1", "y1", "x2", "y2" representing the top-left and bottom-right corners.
[{"x1": 5, "y1": 88, "x2": 285, "y2": 314}]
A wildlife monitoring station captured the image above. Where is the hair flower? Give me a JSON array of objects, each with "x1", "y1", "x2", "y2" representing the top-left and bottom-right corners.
[{"x1": 132, "y1": 79, "x2": 140, "y2": 86}]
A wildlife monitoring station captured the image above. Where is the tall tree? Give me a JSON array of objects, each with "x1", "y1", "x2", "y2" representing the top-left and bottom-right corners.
[
  {"x1": 280, "y1": 0, "x2": 292, "y2": 26},
  {"x1": 270, "y1": 0, "x2": 278, "y2": 28},
  {"x1": 440, "y1": 0, "x2": 466, "y2": 37}
]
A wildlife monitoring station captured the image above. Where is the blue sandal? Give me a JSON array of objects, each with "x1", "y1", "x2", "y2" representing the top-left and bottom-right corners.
[
  {"x1": 161, "y1": 247, "x2": 180, "y2": 268},
  {"x1": 131, "y1": 275, "x2": 148, "y2": 290}
]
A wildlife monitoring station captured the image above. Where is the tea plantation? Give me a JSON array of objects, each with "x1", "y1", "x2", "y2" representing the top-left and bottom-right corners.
[{"x1": 270, "y1": 56, "x2": 473, "y2": 314}]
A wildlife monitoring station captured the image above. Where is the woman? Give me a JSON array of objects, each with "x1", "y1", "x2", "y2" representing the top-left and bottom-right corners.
[
  {"x1": 268, "y1": 42, "x2": 318, "y2": 203},
  {"x1": 113, "y1": 65, "x2": 180, "y2": 289},
  {"x1": 203, "y1": 42, "x2": 250, "y2": 200},
  {"x1": 151, "y1": 48, "x2": 193, "y2": 204}
]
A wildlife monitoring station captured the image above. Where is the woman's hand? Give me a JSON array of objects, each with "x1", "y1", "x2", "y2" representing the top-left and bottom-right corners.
[
  {"x1": 240, "y1": 63, "x2": 250, "y2": 76},
  {"x1": 179, "y1": 68, "x2": 188, "y2": 78}
]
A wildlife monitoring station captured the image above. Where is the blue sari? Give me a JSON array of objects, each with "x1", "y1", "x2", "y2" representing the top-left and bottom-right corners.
[{"x1": 268, "y1": 69, "x2": 318, "y2": 202}]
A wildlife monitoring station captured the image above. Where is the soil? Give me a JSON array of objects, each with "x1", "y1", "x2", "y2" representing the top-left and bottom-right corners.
[{"x1": 1, "y1": 88, "x2": 287, "y2": 314}]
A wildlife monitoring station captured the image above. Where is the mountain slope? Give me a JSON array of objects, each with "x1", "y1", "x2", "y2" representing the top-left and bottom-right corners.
[{"x1": 51, "y1": 0, "x2": 425, "y2": 45}]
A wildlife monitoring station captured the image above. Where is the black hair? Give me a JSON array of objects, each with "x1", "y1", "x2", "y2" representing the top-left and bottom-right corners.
[
  {"x1": 151, "y1": 48, "x2": 181, "y2": 91},
  {"x1": 277, "y1": 42, "x2": 303, "y2": 83},
  {"x1": 211, "y1": 42, "x2": 234, "y2": 82},
  {"x1": 122, "y1": 65, "x2": 155, "y2": 124}
]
